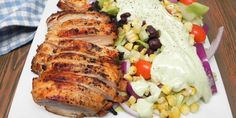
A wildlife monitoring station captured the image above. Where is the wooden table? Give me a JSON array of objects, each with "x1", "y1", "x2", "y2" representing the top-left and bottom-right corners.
[{"x1": 0, "y1": 0, "x2": 235, "y2": 118}]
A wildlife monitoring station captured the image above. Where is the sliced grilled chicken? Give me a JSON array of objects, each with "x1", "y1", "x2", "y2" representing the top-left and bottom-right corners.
[
  {"x1": 57, "y1": 0, "x2": 91, "y2": 12},
  {"x1": 47, "y1": 19, "x2": 115, "y2": 36},
  {"x1": 49, "y1": 40, "x2": 118, "y2": 57},
  {"x1": 32, "y1": 54, "x2": 121, "y2": 89},
  {"x1": 32, "y1": 1, "x2": 126, "y2": 117},
  {"x1": 47, "y1": 59, "x2": 119, "y2": 84},
  {"x1": 47, "y1": 35, "x2": 115, "y2": 46},
  {"x1": 47, "y1": 11, "x2": 111, "y2": 29},
  {"x1": 32, "y1": 77, "x2": 108, "y2": 116},
  {"x1": 31, "y1": 40, "x2": 119, "y2": 74},
  {"x1": 46, "y1": 11, "x2": 116, "y2": 46},
  {"x1": 40, "y1": 70, "x2": 117, "y2": 100}
]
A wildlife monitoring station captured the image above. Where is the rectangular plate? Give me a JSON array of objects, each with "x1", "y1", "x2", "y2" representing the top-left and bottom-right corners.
[{"x1": 8, "y1": 0, "x2": 232, "y2": 118}]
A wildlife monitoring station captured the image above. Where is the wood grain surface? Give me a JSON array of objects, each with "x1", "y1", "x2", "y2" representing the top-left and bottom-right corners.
[{"x1": 0, "y1": 0, "x2": 235, "y2": 118}]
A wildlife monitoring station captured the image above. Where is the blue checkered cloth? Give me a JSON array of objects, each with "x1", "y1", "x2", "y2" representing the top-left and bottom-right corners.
[{"x1": 0, "y1": 0, "x2": 45, "y2": 55}]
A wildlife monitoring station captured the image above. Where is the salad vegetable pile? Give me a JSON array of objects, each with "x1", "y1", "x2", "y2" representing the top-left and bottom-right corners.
[{"x1": 95, "y1": 0, "x2": 224, "y2": 117}]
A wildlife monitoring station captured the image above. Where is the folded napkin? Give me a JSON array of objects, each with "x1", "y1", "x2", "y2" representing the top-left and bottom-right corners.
[{"x1": 0, "y1": 0, "x2": 45, "y2": 55}]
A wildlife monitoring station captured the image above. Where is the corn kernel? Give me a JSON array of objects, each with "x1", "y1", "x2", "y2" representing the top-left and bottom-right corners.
[
  {"x1": 157, "y1": 97, "x2": 167, "y2": 104},
  {"x1": 190, "y1": 103, "x2": 200, "y2": 113},
  {"x1": 124, "y1": 74, "x2": 133, "y2": 81},
  {"x1": 190, "y1": 87, "x2": 197, "y2": 95},
  {"x1": 132, "y1": 76, "x2": 142, "y2": 81},
  {"x1": 149, "y1": 54, "x2": 157, "y2": 61},
  {"x1": 169, "y1": 107, "x2": 180, "y2": 118},
  {"x1": 163, "y1": 0, "x2": 170, "y2": 6},
  {"x1": 180, "y1": 104, "x2": 190, "y2": 115},
  {"x1": 144, "y1": 89, "x2": 150, "y2": 96},
  {"x1": 140, "y1": 48, "x2": 147, "y2": 55},
  {"x1": 125, "y1": 101, "x2": 131, "y2": 106},
  {"x1": 129, "y1": 57, "x2": 139, "y2": 63},
  {"x1": 162, "y1": 85, "x2": 172, "y2": 95},
  {"x1": 126, "y1": 30, "x2": 139, "y2": 43},
  {"x1": 132, "y1": 26, "x2": 142, "y2": 34},
  {"x1": 133, "y1": 45, "x2": 139, "y2": 50},
  {"x1": 124, "y1": 43, "x2": 133, "y2": 51},
  {"x1": 156, "y1": 102, "x2": 169, "y2": 111},
  {"x1": 181, "y1": 89, "x2": 191, "y2": 97},
  {"x1": 184, "y1": 22, "x2": 193, "y2": 32},
  {"x1": 166, "y1": 95, "x2": 177, "y2": 106},
  {"x1": 128, "y1": 66, "x2": 137, "y2": 75},
  {"x1": 128, "y1": 96, "x2": 136, "y2": 105},
  {"x1": 123, "y1": 24, "x2": 131, "y2": 32},
  {"x1": 160, "y1": 110, "x2": 169, "y2": 118}
]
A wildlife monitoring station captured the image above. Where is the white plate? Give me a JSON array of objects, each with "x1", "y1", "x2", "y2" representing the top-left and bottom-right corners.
[{"x1": 8, "y1": 0, "x2": 232, "y2": 118}]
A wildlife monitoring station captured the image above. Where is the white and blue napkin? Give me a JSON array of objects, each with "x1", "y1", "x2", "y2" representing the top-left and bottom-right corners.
[{"x1": 0, "y1": 0, "x2": 45, "y2": 55}]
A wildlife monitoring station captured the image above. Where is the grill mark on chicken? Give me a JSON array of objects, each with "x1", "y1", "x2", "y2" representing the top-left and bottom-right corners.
[
  {"x1": 47, "y1": 11, "x2": 111, "y2": 28},
  {"x1": 34, "y1": 40, "x2": 118, "y2": 60},
  {"x1": 49, "y1": 60, "x2": 119, "y2": 84},
  {"x1": 60, "y1": 19, "x2": 102, "y2": 27},
  {"x1": 46, "y1": 11, "x2": 116, "y2": 47},
  {"x1": 50, "y1": 26, "x2": 115, "y2": 38},
  {"x1": 50, "y1": 19, "x2": 114, "y2": 34},
  {"x1": 32, "y1": 78, "x2": 106, "y2": 113},
  {"x1": 31, "y1": 49, "x2": 118, "y2": 74},
  {"x1": 48, "y1": 52, "x2": 117, "y2": 66},
  {"x1": 41, "y1": 71, "x2": 117, "y2": 100},
  {"x1": 43, "y1": 40, "x2": 118, "y2": 58},
  {"x1": 50, "y1": 19, "x2": 107, "y2": 30},
  {"x1": 32, "y1": 3, "x2": 125, "y2": 117}
]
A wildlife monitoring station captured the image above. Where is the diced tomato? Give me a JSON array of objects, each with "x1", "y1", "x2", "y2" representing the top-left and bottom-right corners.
[
  {"x1": 179, "y1": 0, "x2": 197, "y2": 5},
  {"x1": 190, "y1": 24, "x2": 206, "y2": 43},
  {"x1": 135, "y1": 60, "x2": 151, "y2": 80}
]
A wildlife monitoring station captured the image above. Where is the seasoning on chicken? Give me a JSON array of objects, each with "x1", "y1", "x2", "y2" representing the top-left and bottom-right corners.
[
  {"x1": 57, "y1": 0, "x2": 92, "y2": 12},
  {"x1": 46, "y1": 11, "x2": 117, "y2": 46},
  {"x1": 31, "y1": 1, "x2": 126, "y2": 117}
]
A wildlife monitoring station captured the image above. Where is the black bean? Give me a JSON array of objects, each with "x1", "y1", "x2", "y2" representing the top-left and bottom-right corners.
[
  {"x1": 120, "y1": 12, "x2": 131, "y2": 19},
  {"x1": 118, "y1": 52, "x2": 124, "y2": 60},
  {"x1": 142, "y1": 20, "x2": 146, "y2": 26},
  {"x1": 118, "y1": 12, "x2": 131, "y2": 27},
  {"x1": 146, "y1": 49, "x2": 155, "y2": 55},
  {"x1": 146, "y1": 25, "x2": 160, "y2": 38},
  {"x1": 89, "y1": 1, "x2": 101, "y2": 11},
  {"x1": 148, "y1": 38, "x2": 162, "y2": 50}
]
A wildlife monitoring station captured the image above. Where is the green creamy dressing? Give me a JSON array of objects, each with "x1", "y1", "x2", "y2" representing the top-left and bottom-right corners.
[{"x1": 117, "y1": 0, "x2": 211, "y2": 111}]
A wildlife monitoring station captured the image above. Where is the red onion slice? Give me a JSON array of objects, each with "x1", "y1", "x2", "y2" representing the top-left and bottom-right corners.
[
  {"x1": 113, "y1": 103, "x2": 119, "y2": 109},
  {"x1": 206, "y1": 26, "x2": 224, "y2": 60},
  {"x1": 120, "y1": 103, "x2": 139, "y2": 117},
  {"x1": 169, "y1": 0, "x2": 178, "y2": 3},
  {"x1": 195, "y1": 43, "x2": 217, "y2": 94},
  {"x1": 203, "y1": 23, "x2": 209, "y2": 34},
  {"x1": 89, "y1": 0, "x2": 96, "y2": 4},
  {"x1": 121, "y1": 60, "x2": 131, "y2": 74},
  {"x1": 127, "y1": 82, "x2": 141, "y2": 99}
]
